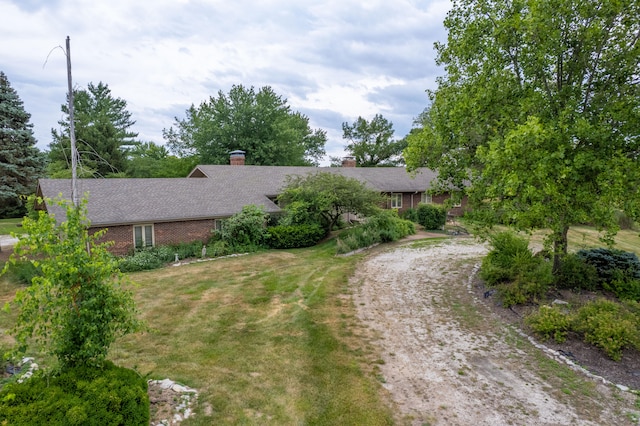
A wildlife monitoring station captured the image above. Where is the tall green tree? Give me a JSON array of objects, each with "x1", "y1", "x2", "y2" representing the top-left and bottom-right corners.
[
  {"x1": 342, "y1": 114, "x2": 406, "y2": 166},
  {"x1": 278, "y1": 172, "x2": 384, "y2": 232},
  {"x1": 164, "y1": 85, "x2": 327, "y2": 166},
  {"x1": 0, "y1": 72, "x2": 45, "y2": 218},
  {"x1": 49, "y1": 82, "x2": 138, "y2": 178},
  {"x1": 405, "y1": 0, "x2": 640, "y2": 271}
]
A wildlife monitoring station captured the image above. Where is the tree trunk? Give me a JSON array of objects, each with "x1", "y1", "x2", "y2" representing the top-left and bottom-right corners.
[{"x1": 552, "y1": 225, "x2": 569, "y2": 275}]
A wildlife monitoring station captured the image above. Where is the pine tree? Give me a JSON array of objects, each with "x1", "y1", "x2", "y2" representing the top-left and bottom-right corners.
[{"x1": 0, "y1": 71, "x2": 45, "y2": 218}]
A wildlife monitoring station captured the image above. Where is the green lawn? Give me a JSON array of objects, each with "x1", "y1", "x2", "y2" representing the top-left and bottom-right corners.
[
  {"x1": 0, "y1": 218, "x2": 22, "y2": 236},
  {"x1": 0, "y1": 226, "x2": 637, "y2": 424},
  {"x1": 108, "y1": 241, "x2": 395, "y2": 425}
]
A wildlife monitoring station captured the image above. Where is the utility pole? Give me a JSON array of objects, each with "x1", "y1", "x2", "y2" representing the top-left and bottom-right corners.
[{"x1": 66, "y1": 36, "x2": 79, "y2": 207}]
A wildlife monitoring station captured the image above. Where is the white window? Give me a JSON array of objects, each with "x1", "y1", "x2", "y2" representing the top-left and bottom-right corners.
[
  {"x1": 214, "y1": 219, "x2": 225, "y2": 232},
  {"x1": 134, "y1": 224, "x2": 154, "y2": 249},
  {"x1": 390, "y1": 193, "x2": 402, "y2": 209},
  {"x1": 421, "y1": 193, "x2": 433, "y2": 204}
]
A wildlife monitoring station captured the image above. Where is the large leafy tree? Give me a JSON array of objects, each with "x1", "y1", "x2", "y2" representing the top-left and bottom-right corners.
[
  {"x1": 278, "y1": 172, "x2": 384, "y2": 232},
  {"x1": 164, "y1": 85, "x2": 327, "y2": 166},
  {"x1": 49, "y1": 82, "x2": 138, "y2": 178},
  {"x1": 405, "y1": 0, "x2": 640, "y2": 271},
  {"x1": 341, "y1": 114, "x2": 406, "y2": 167},
  {"x1": 0, "y1": 72, "x2": 45, "y2": 218}
]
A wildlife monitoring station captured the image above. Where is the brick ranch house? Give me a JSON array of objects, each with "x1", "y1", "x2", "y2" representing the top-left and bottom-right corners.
[{"x1": 36, "y1": 154, "x2": 467, "y2": 256}]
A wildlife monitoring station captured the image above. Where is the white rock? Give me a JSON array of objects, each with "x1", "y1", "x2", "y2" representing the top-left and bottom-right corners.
[{"x1": 158, "y1": 378, "x2": 174, "y2": 389}]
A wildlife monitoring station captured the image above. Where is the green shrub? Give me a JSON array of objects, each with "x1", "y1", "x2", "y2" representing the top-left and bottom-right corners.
[
  {"x1": 336, "y1": 211, "x2": 415, "y2": 254},
  {"x1": 573, "y1": 299, "x2": 640, "y2": 361},
  {"x1": 217, "y1": 205, "x2": 269, "y2": 247},
  {"x1": 417, "y1": 203, "x2": 447, "y2": 230},
  {"x1": 481, "y1": 232, "x2": 553, "y2": 307},
  {"x1": 118, "y1": 248, "x2": 165, "y2": 272},
  {"x1": 118, "y1": 241, "x2": 207, "y2": 272},
  {"x1": 400, "y1": 208, "x2": 419, "y2": 223},
  {"x1": 576, "y1": 247, "x2": 640, "y2": 284},
  {"x1": 554, "y1": 253, "x2": 599, "y2": 291},
  {"x1": 267, "y1": 224, "x2": 326, "y2": 249},
  {"x1": 480, "y1": 231, "x2": 532, "y2": 285},
  {"x1": 525, "y1": 305, "x2": 571, "y2": 343},
  {"x1": 604, "y1": 270, "x2": 640, "y2": 301},
  {"x1": 0, "y1": 362, "x2": 149, "y2": 425}
]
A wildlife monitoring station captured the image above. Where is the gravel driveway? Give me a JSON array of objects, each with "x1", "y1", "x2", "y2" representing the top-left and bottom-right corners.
[{"x1": 350, "y1": 238, "x2": 639, "y2": 425}]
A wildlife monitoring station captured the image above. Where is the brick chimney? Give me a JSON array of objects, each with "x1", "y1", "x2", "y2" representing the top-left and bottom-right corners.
[
  {"x1": 341, "y1": 156, "x2": 356, "y2": 167},
  {"x1": 229, "y1": 150, "x2": 246, "y2": 166}
]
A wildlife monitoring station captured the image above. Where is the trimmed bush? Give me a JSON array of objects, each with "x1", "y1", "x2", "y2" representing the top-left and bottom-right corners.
[
  {"x1": 573, "y1": 299, "x2": 640, "y2": 361},
  {"x1": 267, "y1": 224, "x2": 326, "y2": 249},
  {"x1": 576, "y1": 248, "x2": 640, "y2": 284},
  {"x1": 0, "y1": 362, "x2": 149, "y2": 425},
  {"x1": 217, "y1": 205, "x2": 269, "y2": 247},
  {"x1": 525, "y1": 305, "x2": 571, "y2": 343},
  {"x1": 417, "y1": 203, "x2": 447, "y2": 230}
]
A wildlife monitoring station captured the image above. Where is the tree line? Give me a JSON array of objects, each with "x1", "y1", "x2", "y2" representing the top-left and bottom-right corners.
[{"x1": 0, "y1": 75, "x2": 407, "y2": 218}]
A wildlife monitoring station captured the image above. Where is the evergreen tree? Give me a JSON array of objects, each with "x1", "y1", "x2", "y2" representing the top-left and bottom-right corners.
[
  {"x1": 49, "y1": 82, "x2": 138, "y2": 178},
  {"x1": 0, "y1": 71, "x2": 45, "y2": 218}
]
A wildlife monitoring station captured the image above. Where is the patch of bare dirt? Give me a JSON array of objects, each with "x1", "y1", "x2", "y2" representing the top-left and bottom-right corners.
[{"x1": 351, "y1": 237, "x2": 639, "y2": 425}]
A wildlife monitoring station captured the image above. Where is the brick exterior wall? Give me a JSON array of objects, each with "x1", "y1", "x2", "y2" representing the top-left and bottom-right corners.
[
  {"x1": 93, "y1": 219, "x2": 216, "y2": 256},
  {"x1": 385, "y1": 192, "x2": 468, "y2": 217}
]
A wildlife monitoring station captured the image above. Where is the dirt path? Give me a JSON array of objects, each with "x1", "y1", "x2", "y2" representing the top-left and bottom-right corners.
[{"x1": 351, "y1": 238, "x2": 639, "y2": 426}]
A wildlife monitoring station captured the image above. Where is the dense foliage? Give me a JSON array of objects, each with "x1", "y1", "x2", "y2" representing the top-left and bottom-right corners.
[
  {"x1": 49, "y1": 82, "x2": 138, "y2": 178},
  {"x1": 125, "y1": 141, "x2": 197, "y2": 178},
  {"x1": 341, "y1": 114, "x2": 406, "y2": 167},
  {"x1": 216, "y1": 204, "x2": 269, "y2": 249},
  {"x1": 117, "y1": 241, "x2": 205, "y2": 273},
  {"x1": 0, "y1": 71, "x2": 45, "y2": 218},
  {"x1": 526, "y1": 300, "x2": 640, "y2": 361},
  {"x1": 266, "y1": 224, "x2": 325, "y2": 249},
  {"x1": 278, "y1": 172, "x2": 384, "y2": 232},
  {"x1": 164, "y1": 85, "x2": 326, "y2": 166},
  {"x1": 480, "y1": 232, "x2": 553, "y2": 307},
  {"x1": 336, "y1": 210, "x2": 415, "y2": 254},
  {"x1": 0, "y1": 361, "x2": 149, "y2": 425},
  {"x1": 2, "y1": 197, "x2": 141, "y2": 368},
  {"x1": 405, "y1": 0, "x2": 640, "y2": 273},
  {"x1": 416, "y1": 203, "x2": 447, "y2": 230}
]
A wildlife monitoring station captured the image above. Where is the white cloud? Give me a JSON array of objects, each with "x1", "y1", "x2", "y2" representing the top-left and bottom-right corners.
[{"x1": 1, "y1": 0, "x2": 451, "y2": 164}]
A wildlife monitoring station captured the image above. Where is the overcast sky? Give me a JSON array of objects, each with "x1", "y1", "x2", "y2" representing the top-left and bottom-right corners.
[{"x1": 2, "y1": 0, "x2": 450, "y2": 165}]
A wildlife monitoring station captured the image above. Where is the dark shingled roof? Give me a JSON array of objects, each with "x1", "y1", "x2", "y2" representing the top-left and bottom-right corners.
[{"x1": 37, "y1": 166, "x2": 437, "y2": 226}]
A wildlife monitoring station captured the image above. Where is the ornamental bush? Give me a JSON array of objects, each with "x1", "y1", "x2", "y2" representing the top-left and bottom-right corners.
[
  {"x1": 266, "y1": 224, "x2": 325, "y2": 249},
  {"x1": 572, "y1": 299, "x2": 640, "y2": 361},
  {"x1": 0, "y1": 361, "x2": 149, "y2": 425},
  {"x1": 417, "y1": 203, "x2": 447, "y2": 230},
  {"x1": 576, "y1": 248, "x2": 640, "y2": 284},
  {"x1": 525, "y1": 305, "x2": 571, "y2": 343}
]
